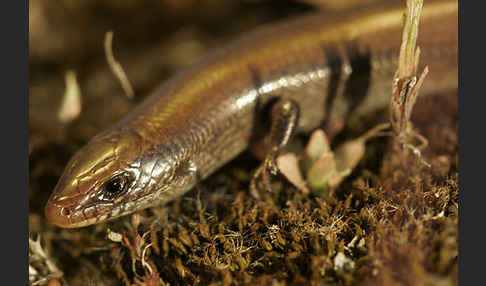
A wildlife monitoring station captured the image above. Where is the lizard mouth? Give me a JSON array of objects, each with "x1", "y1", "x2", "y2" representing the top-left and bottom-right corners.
[
  {"x1": 45, "y1": 193, "x2": 135, "y2": 228},
  {"x1": 45, "y1": 195, "x2": 100, "y2": 228}
]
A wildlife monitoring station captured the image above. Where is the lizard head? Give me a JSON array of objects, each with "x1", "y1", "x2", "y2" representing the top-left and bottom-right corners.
[
  {"x1": 45, "y1": 128, "x2": 161, "y2": 228},
  {"x1": 44, "y1": 131, "x2": 138, "y2": 227},
  {"x1": 45, "y1": 128, "x2": 197, "y2": 228}
]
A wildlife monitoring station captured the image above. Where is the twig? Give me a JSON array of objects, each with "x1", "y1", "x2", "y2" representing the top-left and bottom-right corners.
[
  {"x1": 105, "y1": 30, "x2": 135, "y2": 99},
  {"x1": 389, "y1": 0, "x2": 430, "y2": 167}
]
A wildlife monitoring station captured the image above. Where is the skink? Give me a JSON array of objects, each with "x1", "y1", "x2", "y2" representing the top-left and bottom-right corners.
[{"x1": 45, "y1": 0, "x2": 458, "y2": 228}]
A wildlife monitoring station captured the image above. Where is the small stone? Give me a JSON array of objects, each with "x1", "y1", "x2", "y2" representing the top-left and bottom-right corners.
[{"x1": 334, "y1": 252, "x2": 355, "y2": 272}]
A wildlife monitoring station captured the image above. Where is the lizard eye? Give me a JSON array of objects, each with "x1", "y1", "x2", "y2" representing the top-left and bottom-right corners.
[{"x1": 100, "y1": 174, "x2": 131, "y2": 200}]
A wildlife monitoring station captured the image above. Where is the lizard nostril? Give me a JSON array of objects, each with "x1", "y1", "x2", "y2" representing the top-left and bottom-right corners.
[{"x1": 45, "y1": 202, "x2": 71, "y2": 227}]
